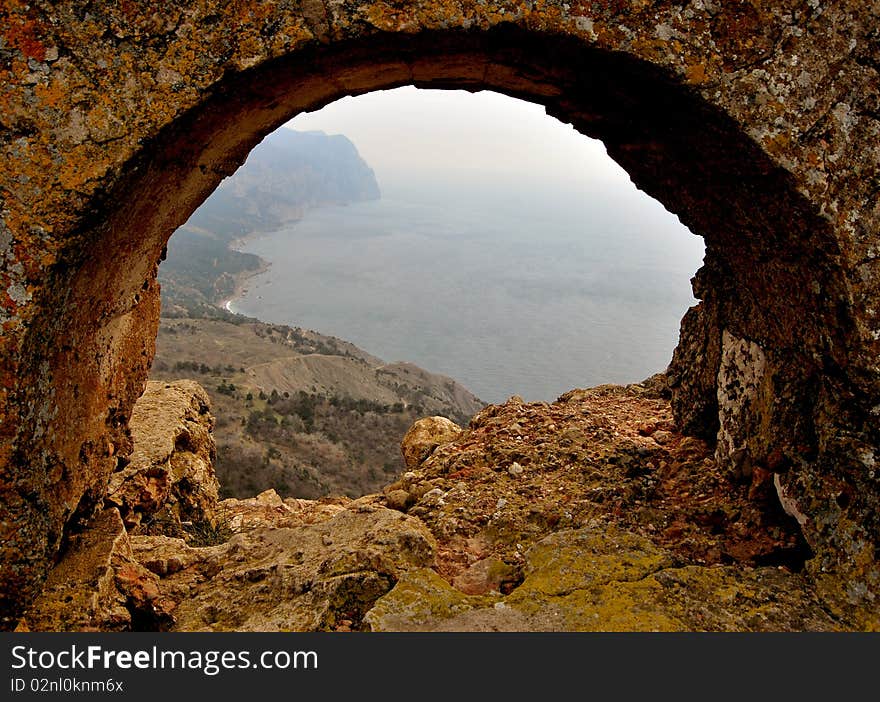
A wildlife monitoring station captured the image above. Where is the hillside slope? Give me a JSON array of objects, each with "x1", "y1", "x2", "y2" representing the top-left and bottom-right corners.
[{"x1": 150, "y1": 317, "x2": 485, "y2": 499}]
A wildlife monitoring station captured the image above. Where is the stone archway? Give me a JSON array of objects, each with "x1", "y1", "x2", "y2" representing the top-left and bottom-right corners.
[{"x1": 1, "y1": 1, "x2": 878, "y2": 627}]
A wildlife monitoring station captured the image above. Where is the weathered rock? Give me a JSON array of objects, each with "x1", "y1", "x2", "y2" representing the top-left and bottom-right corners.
[
  {"x1": 106, "y1": 380, "x2": 218, "y2": 534},
  {"x1": 364, "y1": 568, "x2": 500, "y2": 632},
  {"x1": 403, "y1": 387, "x2": 813, "y2": 586},
  {"x1": 383, "y1": 489, "x2": 411, "y2": 512},
  {"x1": 366, "y1": 525, "x2": 844, "y2": 632},
  {"x1": 452, "y1": 557, "x2": 519, "y2": 596},
  {"x1": 26, "y1": 380, "x2": 878, "y2": 631},
  {"x1": 714, "y1": 331, "x2": 771, "y2": 480},
  {"x1": 17, "y1": 509, "x2": 171, "y2": 632},
  {"x1": 131, "y1": 501, "x2": 436, "y2": 631},
  {"x1": 667, "y1": 298, "x2": 721, "y2": 442},
  {"x1": 1, "y1": 0, "x2": 880, "y2": 626},
  {"x1": 218, "y1": 489, "x2": 349, "y2": 532},
  {"x1": 400, "y1": 416, "x2": 463, "y2": 470}
]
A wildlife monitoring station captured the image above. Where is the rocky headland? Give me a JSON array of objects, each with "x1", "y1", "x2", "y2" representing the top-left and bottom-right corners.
[{"x1": 158, "y1": 126, "x2": 381, "y2": 319}]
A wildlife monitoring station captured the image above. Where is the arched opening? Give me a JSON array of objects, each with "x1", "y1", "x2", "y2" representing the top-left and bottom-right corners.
[
  {"x1": 154, "y1": 85, "x2": 706, "y2": 502},
  {"x1": 3, "y1": 21, "x2": 874, "y2": 628},
  {"x1": 229, "y1": 87, "x2": 707, "y2": 403}
]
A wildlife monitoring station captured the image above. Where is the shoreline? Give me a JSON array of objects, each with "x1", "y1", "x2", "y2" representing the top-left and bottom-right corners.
[
  {"x1": 215, "y1": 217, "x2": 309, "y2": 315},
  {"x1": 215, "y1": 245, "x2": 274, "y2": 315},
  {"x1": 213, "y1": 202, "x2": 371, "y2": 316},
  {"x1": 216, "y1": 256, "x2": 272, "y2": 315}
]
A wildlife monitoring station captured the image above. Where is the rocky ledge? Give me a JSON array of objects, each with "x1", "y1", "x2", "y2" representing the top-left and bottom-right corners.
[{"x1": 18, "y1": 380, "x2": 877, "y2": 631}]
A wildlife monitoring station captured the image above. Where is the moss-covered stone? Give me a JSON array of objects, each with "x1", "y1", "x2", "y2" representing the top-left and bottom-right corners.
[
  {"x1": 513, "y1": 526, "x2": 675, "y2": 596},
  {"x1": 365, "y1": 568, "x2": 498, "y2": 631},
  {"x1": 368, "y1": 525, "x2": 845, "y2": 632}
]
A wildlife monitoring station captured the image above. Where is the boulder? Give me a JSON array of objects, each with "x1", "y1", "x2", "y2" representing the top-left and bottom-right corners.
[
  {"x1": 401, "y1": 416, "x2": 463, "y2": 470},
  {"x1": 131, "y1": 502, "x2": 437, "y2": 631},
  {"x1": 106, "y1": 381, "x2": 218, "y2": 534}
]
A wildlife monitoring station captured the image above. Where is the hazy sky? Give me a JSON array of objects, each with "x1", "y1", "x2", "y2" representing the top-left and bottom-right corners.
[{"x1": 286, "y1": 86, "x2": 633, "y2": 192}]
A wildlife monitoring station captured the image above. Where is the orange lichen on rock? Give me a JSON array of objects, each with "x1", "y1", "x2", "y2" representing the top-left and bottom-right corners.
[{"x1": 2, "y1": 0, "x2": 879, "y2": 632}]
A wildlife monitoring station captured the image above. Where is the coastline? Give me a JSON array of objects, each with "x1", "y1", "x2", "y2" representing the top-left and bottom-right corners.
[
  {"x1": 212, "y1": 213, "x2": 311, "y2": 314},
  {"x1": 216, "y1": 257, "x2": 272, "y2": 315},
  {"x1": 215, "y1": 236, "x2": 276, "y2": 315}
]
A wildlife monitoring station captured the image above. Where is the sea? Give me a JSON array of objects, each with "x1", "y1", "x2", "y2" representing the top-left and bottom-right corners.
[{"x1": 229, "y1": 176, "x2": 705, "y2": 404}]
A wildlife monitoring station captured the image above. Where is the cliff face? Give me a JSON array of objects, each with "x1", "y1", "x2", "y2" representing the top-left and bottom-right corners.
[
  {"x1": 178, "y1": 127, "x2": 380, "y2": 240},
  {"x1": 211, "y1": 128, "x2": 380, "y2": 226},
  {"x1": 2, "y1": 0, "x2": 879, "y2": 626},
  {"x1": 19, "y1": 380, "x2": 875, "y2": 631},
  {"x1": 159, "y1": 127, "x2": 381, "y2": 315}
]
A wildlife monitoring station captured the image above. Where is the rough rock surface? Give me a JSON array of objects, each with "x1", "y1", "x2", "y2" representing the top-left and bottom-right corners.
[
  {"x1": 21, "y1": 379, "x2": 879, "y2": 631},
  {"x1": 2, "y1": 0, "x2": 880, "y2": 626},
  {"x1": 400, "y1": 416, "x2": 463, "y2": 470},
  {"x1": 366, "y1": 527, "x2": 841, "y2": 632},
  {"x1": 132, "y1": 496, "x2": 436, "y2": 632},
  {"x1": 106, "y1": 380, "x2": 218, "y2": 533},
  {"x1": 386, "y1": 387, "x2": 809, "y2": 578},
  {"x1": 373, "y1": 384, "x2": 877, "y2": 630},
  {"x1": 17, "y1": 509, "x2": 172, "y2": 632}
]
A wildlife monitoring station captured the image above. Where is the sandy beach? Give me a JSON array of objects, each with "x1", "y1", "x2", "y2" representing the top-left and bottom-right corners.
[{"x1": 216, "y1": 252, "x2": 271, "y2": 315}]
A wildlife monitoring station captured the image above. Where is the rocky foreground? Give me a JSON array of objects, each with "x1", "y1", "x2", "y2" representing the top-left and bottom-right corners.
[{"x1": 17, "y1": 379, "x2": 876, "y2": 631}]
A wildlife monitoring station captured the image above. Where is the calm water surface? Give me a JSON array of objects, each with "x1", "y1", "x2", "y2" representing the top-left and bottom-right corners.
[{"x1": 231, "y1": 179, "x2": 705, "y2": 404}]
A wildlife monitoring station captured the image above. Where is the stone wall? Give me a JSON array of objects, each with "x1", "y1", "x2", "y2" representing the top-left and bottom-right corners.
[{"x1": 1, "y1": 1, "x2": 878, "y2": 626}]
